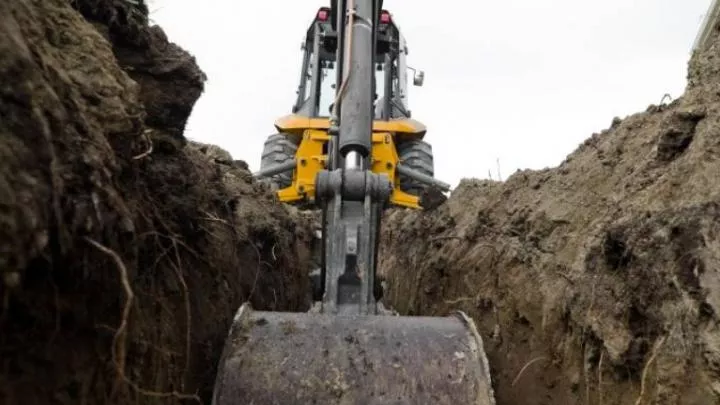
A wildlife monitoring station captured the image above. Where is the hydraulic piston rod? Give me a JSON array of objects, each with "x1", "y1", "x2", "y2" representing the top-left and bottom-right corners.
[{"x1": 338, "y1": 0, "x2": 376, "y2": 157}]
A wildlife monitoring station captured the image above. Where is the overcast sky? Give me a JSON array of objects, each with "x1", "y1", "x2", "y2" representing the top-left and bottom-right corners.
[{"x1": 150, "y1": 0, "x2": 712, "y2": 187}]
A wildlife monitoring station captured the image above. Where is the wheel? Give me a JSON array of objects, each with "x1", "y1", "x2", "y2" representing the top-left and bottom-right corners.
[
  {"x1": 397, "y1": 139, "x2": 434, "y2": 195},
  {"x1": 259, "y1": 133, "x2": 298, "y2": 190}
]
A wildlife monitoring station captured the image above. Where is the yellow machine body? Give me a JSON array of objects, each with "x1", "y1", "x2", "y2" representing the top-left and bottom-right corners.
[{"x1": 273, "y1": 114, "x2": 428, "y2": 209}]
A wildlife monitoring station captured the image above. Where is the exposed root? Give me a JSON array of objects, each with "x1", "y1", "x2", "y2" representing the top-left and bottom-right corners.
[
  {"x1": 511, "y1": 356, "x2": 547, "y2": 386},
  {"x1": 444, "y1": 296, "x2": 476, "y2": 305},
  {"x1": 201, "y1": 210, "x2": 234, "y2": 227},
  {"x1": 132, "y1": 129, "x2": 154, "y2": 160},
  {"x1": 429, "y1": 235, "x2": 464, "y2": 242},
  {"x1": 248, "y1": 242, "x2": 268, "y2": 300},
  {"x1": 634, "y1": 336, "x2": 667, "y2": 405},
  {"x1": 584, "y1": 345, "x2": 591, "y2": 405},
  {"x1": 139, "y1": 231, "x2": 204, "y2": 263},
  {"x1": 85, "y1": 237, "x2": 201, "y2": 403},
  {"x1": 597, "y1": 349, "x2": 604, "y2": 405},
  {"x1": 171, "y1": 239, "x2": 192, "y2": 391},
  {"x1": 116, "y1": 381, "x2": 201, "y2": 404},
  {"x1": 84, "y1": 237, "x2": 134, "y2": 388}
]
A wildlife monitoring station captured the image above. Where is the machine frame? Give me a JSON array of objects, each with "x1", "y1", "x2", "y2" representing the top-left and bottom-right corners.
[
  {"x1": 262, "y1": 6, "x2": 438, "y2": 209},
  {"x1": 212, "y1": 3, "x2": 496, "y2": 403}
]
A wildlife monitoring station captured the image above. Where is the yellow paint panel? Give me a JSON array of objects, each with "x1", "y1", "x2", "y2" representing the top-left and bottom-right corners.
[
  {"x1": 273, "y1": 125, "x2": 422, "y2": 210},
  {"x1": 370, "y1": 132, "x2": 421, "y2": 209},
  {"x1": 276, "y1": 129, "x2": 329, "y2": 203},
  {"x1": 274, "y1": 114, "x2": 427, "y2": 137},
  {"x1": 273, "y1": 115, "x2": 326, "y2": 135}
]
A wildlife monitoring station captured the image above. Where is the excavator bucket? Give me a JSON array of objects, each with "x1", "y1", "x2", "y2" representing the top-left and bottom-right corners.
[{"x1": 212, "y1": 303, "x2": 496, "y2": 405}]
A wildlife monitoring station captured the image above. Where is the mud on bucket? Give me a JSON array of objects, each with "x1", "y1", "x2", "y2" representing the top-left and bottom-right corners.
[{"x1": 212, "y1": 303, "x2": 496, "y2": 405}]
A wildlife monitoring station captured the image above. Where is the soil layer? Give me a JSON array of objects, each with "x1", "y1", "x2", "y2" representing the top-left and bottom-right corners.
[
  {"x1": 0, "y1": 1, "x2": 312, "y2": 404},
  {"x1": 380, "y1": 23, "x2": 720, "y2": 405}
]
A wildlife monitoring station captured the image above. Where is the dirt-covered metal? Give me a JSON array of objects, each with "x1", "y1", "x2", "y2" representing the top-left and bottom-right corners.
[{"x1": 212, "y1": 304, "x2": 496, "y2": 405}]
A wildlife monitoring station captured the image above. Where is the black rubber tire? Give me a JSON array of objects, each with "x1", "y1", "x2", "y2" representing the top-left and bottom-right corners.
[
  {"x1": 397, "y1": 139, "x2": 434, "y2": 196},
  {"x1": 259, "y1": 133, "x2": 298, "y2": 190}
]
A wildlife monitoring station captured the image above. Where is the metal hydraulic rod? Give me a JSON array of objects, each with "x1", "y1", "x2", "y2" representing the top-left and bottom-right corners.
[
  {"x1": 313, "y1": 0, "x2": 387, "y2": 316},
  {"x1": 337, "y1": 0, "x2": 375, "y2": 156}
]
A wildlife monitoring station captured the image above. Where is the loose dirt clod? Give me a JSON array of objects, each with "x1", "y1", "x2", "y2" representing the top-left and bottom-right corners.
[
  {"x1": 380, "y1": 19, "x2": 720, "y2": 405},
  {"x1": 0, "y1": 1, "x2": 313, "y2": 404}
]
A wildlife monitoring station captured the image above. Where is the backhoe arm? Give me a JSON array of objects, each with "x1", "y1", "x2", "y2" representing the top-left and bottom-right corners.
[
  {"x1": 211, "y1": 3, "x2": 497, "y2": 404},
  {"x1": 314, "y1": 0, "x2": 389, "y2": 315}
]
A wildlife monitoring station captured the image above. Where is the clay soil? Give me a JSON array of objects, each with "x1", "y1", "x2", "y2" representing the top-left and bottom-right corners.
[
  {"x1": 380, "y1": 23, "x2": 720, "y2": 405},
  {"x1": 0, "y1": 1, "x2": 312, "y2": 404}
]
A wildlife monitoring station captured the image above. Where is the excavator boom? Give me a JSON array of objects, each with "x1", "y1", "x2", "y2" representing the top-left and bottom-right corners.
[{"x1": 212, "y1": 2, "x2": 497, "y2": 403}]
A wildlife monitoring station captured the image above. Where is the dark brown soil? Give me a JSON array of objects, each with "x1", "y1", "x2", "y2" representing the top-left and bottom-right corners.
[
  {"x1": 5, "y1": 0, "x2": 720, "y2": 404},
  {"x1": 0, "y1": 1, "x2": 312, "y2": 404},
  {"x1": 380, "y1": 22, "x2": 720, "y2": 405}
]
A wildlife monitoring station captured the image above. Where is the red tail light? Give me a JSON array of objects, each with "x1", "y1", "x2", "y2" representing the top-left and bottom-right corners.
[{"x1": 317, "y1": 8, "x2": 329, "y2": 21}]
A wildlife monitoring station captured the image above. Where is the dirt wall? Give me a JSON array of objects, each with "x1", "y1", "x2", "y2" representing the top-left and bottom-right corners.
[
  {"x1": 0, "y1": 1, "x2": 312, "y2": 404},
  {"x1": 380, "y1": 24, "x2": 720, "y2": 405}
]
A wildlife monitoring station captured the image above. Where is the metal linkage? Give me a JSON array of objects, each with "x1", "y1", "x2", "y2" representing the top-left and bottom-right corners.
[
  {"x1": 315, "y1": 168, "x2": 391, "y2": 315},
  {"x1": 397, "y1": 162, "x2": 451, "y2": 191},
  {"x1": 252, "y1": 159, "x2": 296, "y2": 179}
]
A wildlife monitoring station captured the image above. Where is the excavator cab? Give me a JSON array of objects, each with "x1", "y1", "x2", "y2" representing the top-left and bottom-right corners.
[
  {"x1": 213, "y1": 3, "x2": 497, "y2": 404},
  {"x1": 256, "y1": 5, "x2": 444, "y2": 209},
  {"x1": 292, "y1": 7, "x2": 420, "y2": 121}
]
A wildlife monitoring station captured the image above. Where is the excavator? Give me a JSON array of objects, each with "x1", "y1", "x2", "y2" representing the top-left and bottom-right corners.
[{"x1": 212, "y1": 1, "x2": 497, "y2": 404}]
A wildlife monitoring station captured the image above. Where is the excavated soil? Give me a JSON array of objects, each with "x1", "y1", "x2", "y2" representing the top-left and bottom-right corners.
[
  {"x1": 380, "y1": 24, "x2": 720, "y2": 405},
  {"x1": 0, "y1": 1, "x2": 312, "y2": 404}
]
